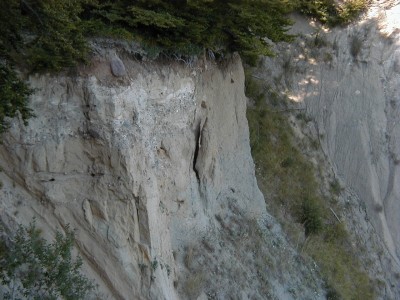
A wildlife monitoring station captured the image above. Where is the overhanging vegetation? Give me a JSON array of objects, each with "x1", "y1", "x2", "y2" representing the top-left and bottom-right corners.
[{"x1": 0, "y1": 0, "x2": 368, "y2": 132}]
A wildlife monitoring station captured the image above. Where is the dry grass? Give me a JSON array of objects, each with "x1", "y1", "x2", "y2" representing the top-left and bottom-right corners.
[{"x1": 183, "y1": 272, "x2": 206, "y2": 299}]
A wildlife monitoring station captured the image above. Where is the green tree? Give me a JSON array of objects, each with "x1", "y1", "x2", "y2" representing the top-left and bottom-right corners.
[
  {"x1": 1, "y1": 0, "x2": 366, "y2": 135},
  {"x1": 0, "y1": 65, "x2": 33, "y2": 133},
  {"x1": 0, "y1": 0, "x2": 90, "y2": 72},
  {"x1": 89, "y1": 0, "x2": 296, "y2": 63},
  {"x1": 0, "y1": 221, "x2": 95, "y2": 300},
  {"x1": 298, "y1": 0, "x2": 368, "y2": 25},
  {"x1": 20, "y1": 0, "x2": 90, "y2": 71}
]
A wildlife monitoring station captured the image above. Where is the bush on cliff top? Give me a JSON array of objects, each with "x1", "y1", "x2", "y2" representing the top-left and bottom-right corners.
[
  {"x1": 1, "y1": 0, "x2": 368, "y2": 73},
  {"x1": 0, "y1": 0, "x2": 367, "y2": 132},
  {"x1": 1, "y1": 0, "x2": 368, "y2": 72},
  {"x1": 0, "y1": 0, "x2": 295, "y2": 132},
  {"x1": 299, "y1": 0, "x2": 369, "y2": 25},
  {"x1": 0, "y1": 0, "x2": 295, "y2": 72}
]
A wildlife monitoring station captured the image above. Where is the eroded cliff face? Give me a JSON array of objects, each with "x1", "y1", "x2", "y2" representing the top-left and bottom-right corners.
[
  {"x1": 257, "y1": 1, "x2": 400, "y2": 297},
  {"x1": 0, "y1": 50, "x2": 327, "y2": 299}
]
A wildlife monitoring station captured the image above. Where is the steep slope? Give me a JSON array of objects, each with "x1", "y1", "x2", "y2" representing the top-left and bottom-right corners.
[
  {"x1": 0, "y1": 48, "x2": 326, "y2": 299},
  {"x1": 256, "y1": 1, "x2": 400, "y2": 297}
]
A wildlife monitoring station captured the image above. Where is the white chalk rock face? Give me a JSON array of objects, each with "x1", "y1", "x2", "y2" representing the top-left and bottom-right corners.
[{"x1": 0, "y1": 51, "x2": 326, "y2": 299}]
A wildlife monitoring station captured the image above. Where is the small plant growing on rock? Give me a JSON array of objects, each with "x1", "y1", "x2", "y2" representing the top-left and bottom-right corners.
[
  {"x1": 301, "y1": 197, "x2": 323, "y2": 235},
  {"x1": 280, "y1": 157, "x2": 295, "y2": 168},
  {"x1": 151, "y1": 259, "x2": 158, "y2": 271},
  {"x1": 350, "y1": 35, "x2": 363, "y2": 59},
  {"x1": 165, "y1": 264, "x2": 171, "y2": 277},
  {"x1": 330, "y1": 179, "x2": 343, "y2": 196}
]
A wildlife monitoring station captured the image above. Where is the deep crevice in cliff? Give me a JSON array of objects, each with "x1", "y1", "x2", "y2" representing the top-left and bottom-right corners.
[{"x1": 193, "y1": 123, "x2": 201, "y2": 182}]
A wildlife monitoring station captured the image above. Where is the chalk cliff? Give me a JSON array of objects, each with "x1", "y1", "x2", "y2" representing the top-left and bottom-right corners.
[
  {"x1": 1, "y1": 2, "x2": 400, "y2": 299},
  {"x1": 0, "y1": 50, "x2": 326, "y2": 299}
]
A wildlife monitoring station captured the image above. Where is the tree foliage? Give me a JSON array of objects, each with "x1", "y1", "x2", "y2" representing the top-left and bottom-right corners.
[
  {"x1": 299, "y1": 0, "x2": 368, "y2": 25},
  {"x1": 0, "y1": 0, "x2": 368, "y2": 71},
  {"x1": 86, "y1": 0, "x2": 296, "y2": 63},
  {"x1": 0, "y1": 0, "x2": 296, "y2": 70},
  {"x1": 0, "y1": 0, "x2": 367, "y2": 134},
  {"x1": 0, "y1": 0, "x2": 89, "y2": 72},
  {"x1": 0, "y1": 65, "x2": 33, "y2": 133},
  {"x1": 0, "y1": 221, "x2": 95, "y2": 300}
]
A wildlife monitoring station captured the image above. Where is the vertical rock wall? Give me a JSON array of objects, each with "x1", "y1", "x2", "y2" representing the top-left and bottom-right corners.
[
  {"x1": 0, "y1": 49, "x2": 327, "y2": 299},
  {"x1": 0, "y1": 52, "x2": 255, "y2": 299}
]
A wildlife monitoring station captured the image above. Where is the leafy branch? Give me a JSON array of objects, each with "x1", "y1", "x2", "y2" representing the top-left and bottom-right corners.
[{"x1": 0, "y1": 220, "x2": 95, "y2": 300}]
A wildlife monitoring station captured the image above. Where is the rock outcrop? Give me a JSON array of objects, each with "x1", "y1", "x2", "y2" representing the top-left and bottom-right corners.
[{"x1": 0, "y1": 50, "x2": 326, "y2": 299}]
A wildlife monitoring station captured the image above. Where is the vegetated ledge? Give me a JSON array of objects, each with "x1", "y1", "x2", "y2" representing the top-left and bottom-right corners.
[{"x1": 245, "y1": 70, "x2": 376, "y2": 299}]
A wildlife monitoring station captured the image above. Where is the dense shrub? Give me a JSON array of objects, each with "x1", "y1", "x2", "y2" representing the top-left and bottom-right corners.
[
  {"x1": 301, "y1": 197, "x2": 322, "y2": 235},
  {"x1": 0, "y1": 0, "x2": 296, "y2": 134},
  {"x1": 0, "y1": 0, "x2": 368, "y2": 133},
  {"x1": 0, "y1": 65, "x2": 33, "y2": 133},
  {"x1": 299, "y1": 0, "x2": 368, "y2": 25},
  {"x1": 84, "y1": 0, "x2": 296, "y2": 64},
  {"x1": 0, "y1": 221, "x2": 95, "y2": 300},
  {"x1": 1, "y1": 0, "x2": 368, "y2": 72},
  {"x1": 0, "y1": 0, "x2": 90, "y2": 72},
  {"x1": 0, "y1": 0, "x2": 296, "y2": 71}
]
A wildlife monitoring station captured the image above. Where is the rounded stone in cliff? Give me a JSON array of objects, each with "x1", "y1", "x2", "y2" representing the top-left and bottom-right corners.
[{"x1": 110, "y1": 56, "x2": 127, "y2": 77}]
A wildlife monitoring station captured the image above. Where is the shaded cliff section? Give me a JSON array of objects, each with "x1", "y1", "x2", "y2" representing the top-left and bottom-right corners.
[
  {"x1": 0, "y1": 45, "x2": 327, "y2": 299},
  {"x1": 255, "y1": 2, "x2": 400, "y2": 298}
]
